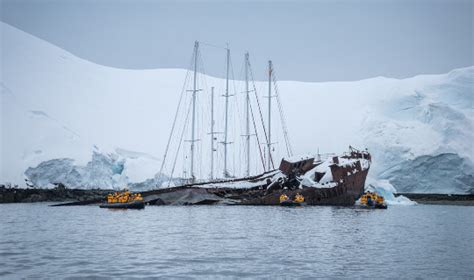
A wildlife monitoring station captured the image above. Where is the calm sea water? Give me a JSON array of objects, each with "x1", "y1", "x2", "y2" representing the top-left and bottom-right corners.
[{"x1": 0, "y1": 203, "x2": 473, "y2": 279}]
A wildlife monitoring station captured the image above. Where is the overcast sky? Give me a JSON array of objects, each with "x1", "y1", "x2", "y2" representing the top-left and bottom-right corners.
[{"x1": 1, "y1": 0, "x2": 473, "y2": 82}]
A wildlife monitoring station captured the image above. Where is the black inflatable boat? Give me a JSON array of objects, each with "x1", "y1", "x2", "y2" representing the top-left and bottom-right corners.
[
  {"x1": 99, "y1": 200, "x2": 145, "y2": 209},
  {"x1": 280, "y1": 200, "x2": 305, "y2": 207}
]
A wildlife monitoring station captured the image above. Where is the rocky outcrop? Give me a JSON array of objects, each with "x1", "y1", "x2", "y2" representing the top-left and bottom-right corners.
[{"x1": 0, "y1": 184, "x2": 112, "y2": 203}]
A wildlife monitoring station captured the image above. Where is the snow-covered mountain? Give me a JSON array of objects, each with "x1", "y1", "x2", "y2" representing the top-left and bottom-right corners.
[{"x1": 1, "y1": 22, "x2": 473, "y2": 193}]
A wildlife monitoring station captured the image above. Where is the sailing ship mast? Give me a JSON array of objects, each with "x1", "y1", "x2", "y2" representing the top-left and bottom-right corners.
[
  {"x1": 244, "y1": 52, "x2": 251, "y2": 177},
  {"x1": 209, "y1": 86, "x2": 216, "y2": 179},
  {"x1": 161, "y1": 42, "x2": 293, "y2": 184},
  {"x1": 190, "y1": 41, "x2": 200, "y2": 182},
  {"x1": 267, "y1": 60, "x2": 273, "y2": 170},
  {"x1": 222, "y1": 47, "x2": 232, "y2": 177}
]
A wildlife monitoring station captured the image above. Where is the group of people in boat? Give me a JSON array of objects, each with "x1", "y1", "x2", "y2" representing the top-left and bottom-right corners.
[
  {"x1": 279, "y1": 193, "x2": 305, "y2": 204},
  {"x1": 107, "y1": 190, "x2": 143, "y2": 204},
  {"x1": 360, "y1": 191, "x2": 386, "y2": 208}
]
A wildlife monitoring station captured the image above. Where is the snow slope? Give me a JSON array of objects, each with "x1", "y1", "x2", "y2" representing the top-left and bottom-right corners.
[{"x1": 1, "y1": 22, "x2": 473, "y2": 193}]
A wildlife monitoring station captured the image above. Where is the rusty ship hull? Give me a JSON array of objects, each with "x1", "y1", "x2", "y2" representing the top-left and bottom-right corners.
[
  {"x1": 241, "y1": 168, "x2": 369, "y2": 206},
  {"x1": 140, "y1": 148, "x2": 371, "y2": 206}
]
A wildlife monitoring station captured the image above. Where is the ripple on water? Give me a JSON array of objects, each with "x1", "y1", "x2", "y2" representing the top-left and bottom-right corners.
[{"x1": 0, "y1": 204, "x2": 473, "y2": 278}]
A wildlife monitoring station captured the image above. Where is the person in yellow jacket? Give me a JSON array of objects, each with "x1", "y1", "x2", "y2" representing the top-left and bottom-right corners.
[
  {"x1": 279, "y1": 194, "x2": 289, "y2": 203},
  {"x1": 294, "y1": 193, "x2": 305, "y2": 203},
  {"x1": 376, "y1": 195, "x2": 384, "y2": 204},
  {"x1": 107, "y1": 194, "x2": 114, "y2": 203}
]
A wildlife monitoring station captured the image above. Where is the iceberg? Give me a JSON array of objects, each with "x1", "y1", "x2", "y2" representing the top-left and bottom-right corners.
[
  {"x1": 366, "y1": 179, "x2": 416, "y2": 206},
  {"x1": 24, "y1": 149, "x2": 167, "y2": 190}
]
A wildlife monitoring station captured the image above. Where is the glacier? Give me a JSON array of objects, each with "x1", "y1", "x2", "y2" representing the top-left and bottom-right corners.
[{"x1": 1, "y1": 22, "x2": 473, "y2": 194}]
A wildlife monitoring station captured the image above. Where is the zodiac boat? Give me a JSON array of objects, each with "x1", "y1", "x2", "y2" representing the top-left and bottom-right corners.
[{"x1": 99, "y1": 191, "x2": 145, "y2": 209}]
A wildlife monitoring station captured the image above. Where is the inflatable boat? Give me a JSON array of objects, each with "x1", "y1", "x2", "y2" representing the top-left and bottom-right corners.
[{"x1": 99, "y1": 200, "x2": 145, "y2": 209}]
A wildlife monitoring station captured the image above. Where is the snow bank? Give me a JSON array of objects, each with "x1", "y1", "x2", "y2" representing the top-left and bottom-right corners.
[
  {"x1": 299, "y1": 157, "x2": 337, "y2": 188},
  {"x1": 1, "y1": 22, "x2": 473, "y2": 193},
  {"x1": 283, "y1": 154, "x2": 314, "y2": 163},
  {"x1": 300, "y1": 155, "x2": 370, "y2": 188}
]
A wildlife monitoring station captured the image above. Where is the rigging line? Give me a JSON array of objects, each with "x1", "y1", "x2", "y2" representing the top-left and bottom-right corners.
[
  {"x1": 197, "y1": 47, "x2": 210, "y2": 90},
  {"x1": 247, "y1": 61, "x2": 270, "y2": 156},
  {"x1": 182, "y1": 140, "x2": 186, "y2": 179},
  {"x1": 248, "y1": 60, "x2": 275, "y2": 169},
  {"x1": 272, "y1": 69, "x2": 293, "y2": 157},
  {"x1": 200, "y1": 57, "x2": 212, "y2": 180},
  {"x1": 228, "y1": 53, "x2": 241, "y2": 176},
  {"x1": 197, "y1": 48, "x2": 209, "y2": 179},
  {"x1": 158, "y1": 55, "x2": 193, "y2": 183},
  {"x1": 198, "y1": 51, "x2": 213, "y2": 135},
  {"x1": 234, "y1": 58, "x2": 245, "y2": 133},
  {"x1": 199, "y1": 41, "x2": 229, "y2": 50},
  {"x1": 168, "y1": 96, "x2": 194, "y2": 187},
  {"x1": 229, "y1": 51, "x2": 238, "y2": 98},
  {"x1": 231, "y1": 57, "x2": 246, "y2": 148},
  {"x1": 249, "y1": 99, "x2": 266, "y2": 171},
  {"x1": 200, "y1": 41, "x2": 257, "y2": 61},
  {"x1": 246, "y1": 64, "x2": 268, "y2": 171}
]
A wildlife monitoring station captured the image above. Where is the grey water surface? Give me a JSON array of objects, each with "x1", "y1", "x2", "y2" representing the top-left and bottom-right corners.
[{"x1": 1, "y1": 203, "x2": 473, "y2": 279}]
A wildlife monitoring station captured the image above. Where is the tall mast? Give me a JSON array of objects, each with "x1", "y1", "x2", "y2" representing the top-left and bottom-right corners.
[
  {"x1": 267, "y1": 60, "x2": 272, "y2": 170},
  {"x1": 190, "y1": 41, "x2": 199, "y2": 182},
  {"x1": 210, "y1": 86, "x2": 215, "y2": 180},
  {"x1": 223, "y1": 47, "x2": 230, "y2": 177},
  {"x1": 244, "y1": 52, "x2": 250, "y2": 177}
]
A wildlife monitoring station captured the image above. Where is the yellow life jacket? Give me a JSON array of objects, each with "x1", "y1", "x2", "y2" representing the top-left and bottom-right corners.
[
  {"x1": 294, "y1": 194, "x2": 305, "y2": 203},
  {"x1": 280, "y1": 194, "x2": 289, "y2": 203}
]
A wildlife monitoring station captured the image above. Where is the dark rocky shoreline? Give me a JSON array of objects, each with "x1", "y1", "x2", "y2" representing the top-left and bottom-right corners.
[
  {"x1": 2, "y1": 184, "x2": 473, "y2": 205},
  {"x1": 397, "y1": 193, "x2": 474, "y2": 206},
  {"x1": 0, "y1": 184, "x2": 112, "y2": 203}
]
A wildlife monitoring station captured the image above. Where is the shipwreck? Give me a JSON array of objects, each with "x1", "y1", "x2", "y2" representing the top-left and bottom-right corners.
[{"x1": 139, "y1": 146, "x2": 371, "y2": 206}]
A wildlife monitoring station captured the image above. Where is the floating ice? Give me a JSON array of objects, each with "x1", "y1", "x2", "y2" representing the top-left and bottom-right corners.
[
  {"x1": 24, "y1": 150, "x2": 166, "y2": 190},
  {"x1": 366, "y1": 179, "x2": 416, "y2": 206}
]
